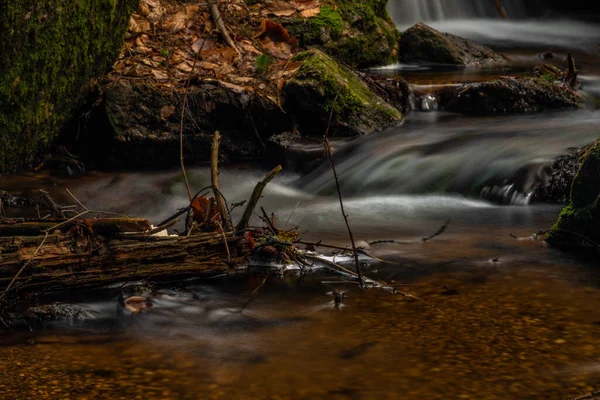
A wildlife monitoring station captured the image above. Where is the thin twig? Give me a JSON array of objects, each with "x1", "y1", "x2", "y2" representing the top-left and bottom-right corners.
[
  {"x1": 239, "y1": 273, "x2": 270, "y2": 312},
  {"x1": 323, "y1": 95, "x2": 364, "y2": 288},
  {"x1": 215, "y1": 220, "x2": 232, "y2": 263},
  {"x1": 211, "y1": 131, "x2": 231, "y2": 230},
  {"x1": 284, "y1": 201, "x2": 300, "y2": 229}
]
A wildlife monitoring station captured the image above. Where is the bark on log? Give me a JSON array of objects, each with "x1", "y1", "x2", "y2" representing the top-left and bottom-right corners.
[
  {"x1": 0, "y1": 218, "x2": 152, "y2": 237},
  {"x1": 0, "y1": 219, "x2": 246, "y2": 295}
]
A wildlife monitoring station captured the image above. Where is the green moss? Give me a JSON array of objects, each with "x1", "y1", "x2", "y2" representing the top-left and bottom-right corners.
[
  {"x1": 285, "y1": 50, "x2": 401, "y2": 136},
  {"x1": 546, "y1": 141, "x2": 600, "y2": 249},
  {"x1": 0, "y1": 0, "x2": 138, "y2": 172},
  {"x1": 281, "y1": 0, "x2": 399, "y2": 68},
  {"x1": 254, "y1": 53, "x2": 275, "y2": 76}
]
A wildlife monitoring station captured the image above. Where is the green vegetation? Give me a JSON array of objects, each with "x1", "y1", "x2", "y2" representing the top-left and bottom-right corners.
[
  {"x1": 284, "y1": 50, "x2": 401, "y2": 136},
  {"x1": 254, "y1": 53, "x2": 274, "y2": 76},
  {"x1": 281, "y1": 0, "x2": 399, "y2": 68},
  {"x1": 546, "y1": 141, "x2": 600, "y2": 250},
  {"x1": 0, "y1": 0, "x2": 138, "y2": 172}
]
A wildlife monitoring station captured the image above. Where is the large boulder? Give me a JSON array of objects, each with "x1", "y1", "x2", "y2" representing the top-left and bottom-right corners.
[
  {"x1": 0, "y1": 0, "x2": 138, "y2": 172},
  {"x1": 283, "y1": 49, "x2": 402, "y2": 137},
  {"x1": 545, "y1": 141, "x2": 600, "y2": 251},
  {"x1": 270, "y1": 0, "x2": 400, "y2": 68},
  {"x1": 77, "y1": 79, "x2": 289, "y2": 168},
  {"x1": 399, "y1": 23, "x2": 508, "y2": 66}
]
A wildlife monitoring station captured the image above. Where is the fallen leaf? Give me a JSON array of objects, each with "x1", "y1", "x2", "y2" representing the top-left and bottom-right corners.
[
  {"x1": 151, "y1": 69, "x2": 169, "y2": 81},
  {"x1": 256, "y1": 19, "x2": 298, "y2": 46},
  {"x1": 300, "y1": 7, "x2": 320, "y2": 18},
  {"x1": 262, "y1": 1, "x2": 296, "y2": 17},
  {"x1": 138, "y1": 1, "x2": 151, "y2": 17},
  {"x1": 163, "y1": 11, "x2": 186, "y2": 33},
  {"x1": 160, "y1": 105, "x2": 176, "y2": 120}
]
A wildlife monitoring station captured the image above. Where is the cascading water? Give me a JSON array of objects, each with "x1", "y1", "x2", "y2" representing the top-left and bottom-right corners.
[
  {"x1": 387, "y1": 0, "x2": 527, "y2": 27},
  {"x1": 386, "y1": 0, "x2": 600, "y2": 54}
]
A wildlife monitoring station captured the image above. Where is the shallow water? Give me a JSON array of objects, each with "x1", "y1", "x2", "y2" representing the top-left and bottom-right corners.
[{"x1": 3, "y1": 12, "x2": 600, "y2": 400}]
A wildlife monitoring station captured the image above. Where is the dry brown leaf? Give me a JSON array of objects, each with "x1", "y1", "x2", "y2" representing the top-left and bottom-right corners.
[
  {"x1": 293, "y1": 0, "x2": 321, "y2": 11},
  {"x1": 141, "y1": 59, "x2": 161, "y2": 68},
  {"x1": 163, "y1": 11, "x2": 186, "y2": 33},
  {"x1": 192, "y1": 38, "x2": 216, "y2": 54},
  {"x1": 160, "y1": 105, "x2": 176, "y2": 120},
  {"x1": 151, "y1": 69, "x2": 169, "y2": 81},
  {"x1": 262, "y1": 1, "x2": 296, "y2": 17},
  {"x1": 134, "y1": 35, "x2": 153, "y2": 53},
  {"x1": 186, "y1": 5, "x2": 200, "y2": 17},
  {"x1": 197, "y1": 61, "x2": 220, "y2": 71},
  {"x1": 300, "y1": 7, "x2": 320, "y2": 18},
  {"x1": 138, "y1": 1, "x2": 151, "y2": 17},
  {"x1": 143, "y1": 0, "x2": 159, "y2": 8},
  {"x1": 174, "y1": 62, "x2": 194, "y2": 73}
]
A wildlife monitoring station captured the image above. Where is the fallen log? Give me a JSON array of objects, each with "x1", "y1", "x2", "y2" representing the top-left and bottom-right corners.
[{"x1": 0, "y1": 219, "x2": 246, "y2": 295}]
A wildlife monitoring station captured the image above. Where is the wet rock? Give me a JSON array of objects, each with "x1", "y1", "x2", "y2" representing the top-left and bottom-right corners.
[
  {"x1": 266, "y1": 132, "x2": 324, "y2": 173},
  {"x1": 78, "y1": 79, "x2": 289, "y2": 168},
  {"x1": 399, "y1": 23, "x2": 509, "y2": 66},
  {"x1": 25, "y1": 303, "x2": 91, "y2": 321},
  {"x1": 546, "y1": 140, "x2": 600, "y2": 251},
  {"x1": 531, "y1": 145, "x2": 591, "y2": 204},
  {"x1": 481, "y1": 144, "x2": 592, "y2": 206},
  {"x1": 438, "y1": 76, "x2": 584, "y2": 114},
  {"x1": 283, "y1": 50, "x2": 402, "y2": 137}
]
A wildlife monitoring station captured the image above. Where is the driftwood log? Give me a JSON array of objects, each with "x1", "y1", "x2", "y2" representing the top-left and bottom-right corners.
[{"x1": 0, "y1": 217, "x2": 246, "y2": 296}]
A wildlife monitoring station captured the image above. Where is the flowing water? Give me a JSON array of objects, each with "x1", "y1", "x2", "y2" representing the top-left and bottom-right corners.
[{"x1": 3, "y1": 5, "x2": 600, "y2": 400}]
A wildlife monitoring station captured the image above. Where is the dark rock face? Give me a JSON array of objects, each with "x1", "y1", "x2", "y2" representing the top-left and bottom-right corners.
[
  {"x1": 480, "y1": 144, "x2": 591, "y2": 206},
  {"x1": 77, "y1": 50, "x2": 405, "y2": 169},
  {"x1": 0, "y1": 0, "x2": 138, "y2": 172},
  {"x1": 438, "y1": 77, "x2": 584, "y2": 114},
  {"x1": 78, "y1": 79, "x2": 289, "y2": 168},
  {"x1": 399, "y1": 23, "x2": 508, "y2": 66},
  {"x1": 546, "y1": 141, "x2": 600, "y2": 251},
  {"x1": 531, "y1": 146, "x2": 590, "y2": 204}
]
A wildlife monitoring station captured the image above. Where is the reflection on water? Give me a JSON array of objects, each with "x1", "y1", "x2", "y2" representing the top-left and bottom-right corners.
[{"x1": 2, "y1": 222, "x2": 600, "y2": 399}]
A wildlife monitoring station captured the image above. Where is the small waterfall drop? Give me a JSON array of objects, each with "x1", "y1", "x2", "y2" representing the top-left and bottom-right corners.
[{"x1": 387, "y1": 0, "x2": 527, "y2": 27}]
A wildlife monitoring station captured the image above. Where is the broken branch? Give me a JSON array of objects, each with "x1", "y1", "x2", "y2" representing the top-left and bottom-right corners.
[{"x1": 236, "y1": 165, "x2": 282, "y2": 233}]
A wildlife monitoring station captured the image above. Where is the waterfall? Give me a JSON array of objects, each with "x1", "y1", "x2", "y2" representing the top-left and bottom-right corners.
[{"x1": 387, "y1": 0, "x2": 527, "y2": 27}]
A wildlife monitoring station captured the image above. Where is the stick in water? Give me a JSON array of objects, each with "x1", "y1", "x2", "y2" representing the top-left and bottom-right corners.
[{"x1": 323, "y1": 95, "x2": 364, "y2": 289}]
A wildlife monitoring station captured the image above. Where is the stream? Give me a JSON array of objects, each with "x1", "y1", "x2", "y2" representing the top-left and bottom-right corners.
[{"x1": 3, "y1": 7, "x2": 600, "y2": 400}]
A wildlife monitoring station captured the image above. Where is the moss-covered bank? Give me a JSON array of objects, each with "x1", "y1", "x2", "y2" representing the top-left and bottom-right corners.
[
  {"x1": 0, "y1": 0, "x2": 138, "y2": 172},
  {"x1": 546, "y1": 141, "x2": 600, "y2": 250},
  {"x1": 284, "y1": 49, "x2": 402, "y2": 136},
  {"x1": 278, "y1": 0, "x2": 399, "y2": 68}
]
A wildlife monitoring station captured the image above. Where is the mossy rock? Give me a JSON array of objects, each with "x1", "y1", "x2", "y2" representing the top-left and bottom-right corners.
[
  {"x1": 399, "y1": 23, "x2": 508, "y2": 66},
  {"x1": 0, "y1": 0, "x2": 138, "y2": 172},
  {"x1": 283, "y1": 49, "x2": 402, "y2": 137},
  {"x1": 546, "y1": 141, "x2": 600, "y2": 250},
  {"x1": 440, "y1": 76, "x2": 584, "y2": 114},
  {"x1": 279, "y1": 0, "x2": 399, "y2": 68}
]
